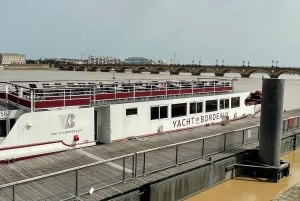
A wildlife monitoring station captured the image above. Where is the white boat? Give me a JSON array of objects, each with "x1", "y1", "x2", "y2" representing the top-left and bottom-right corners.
[{"x1": 0, "y1": 78, "x2": 261, "y2": 161}]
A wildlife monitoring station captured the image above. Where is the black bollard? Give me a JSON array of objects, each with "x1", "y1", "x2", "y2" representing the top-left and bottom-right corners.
[{"x1": 259, "y1": 78, "x2": 284, "y2": 167}]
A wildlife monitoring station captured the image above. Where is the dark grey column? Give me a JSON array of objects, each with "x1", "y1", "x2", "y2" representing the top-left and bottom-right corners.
[{"x1": 259, "y1": 78, "x2": 284, "y2": 167}]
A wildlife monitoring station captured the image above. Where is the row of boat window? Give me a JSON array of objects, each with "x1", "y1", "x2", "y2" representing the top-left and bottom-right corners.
[{"x1": 125, "y1": 97, "x2": 240, "y2": 119}]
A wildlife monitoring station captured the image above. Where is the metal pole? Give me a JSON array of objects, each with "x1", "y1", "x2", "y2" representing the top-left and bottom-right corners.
[
  {"x1": 142, "y1": 152, "x2": 146, "y2": 175},
  {"x1": 242, "y1": 129, "x2": 245, "y2": 145},
  {"x1": 93, "y1": 85, "x2": 96, "y2": 105},
  {"x1": 30, "y1": 89, "x2": 34, "y2": 112},
  {"x1": 12, "y1": 185, "x2": 15, "y2": 201},
  {"x1": 259, "y1": 78, "x2": 284, "y2": 167},
  {"x1": 5, "y1": 84, "x2": 8, "y2": 102},
  {"x1": 224, "y1": 133, "x2": 227, "y2": 151},
  {"x1": 122, "y1": 157, "x2": 126, "y2": 182},
  {"x1": 75, "y1": 170, "x2": 79, "y2": 198},
  {"x1": 201, "y1": 139, "x2": 205, "y2": 157},
  {"x1": 132, "y1": 154, "x2": 135, "y2": 178},
  {"x1": 63, "y1": 90, "x2": 66, "y2": 107},
  {"x1": 175, "y1": 145, "x2": 179, "y2": 165}
]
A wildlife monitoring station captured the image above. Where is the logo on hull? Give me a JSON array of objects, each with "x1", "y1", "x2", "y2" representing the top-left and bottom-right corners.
[{"x1": 59, "y1": 113, "x2": 75, "y2": 129}]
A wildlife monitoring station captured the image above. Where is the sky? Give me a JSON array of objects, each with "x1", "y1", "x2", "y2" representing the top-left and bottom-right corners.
[{"x1": 1, "y1": 0, "x2": 300, "y2": 66}]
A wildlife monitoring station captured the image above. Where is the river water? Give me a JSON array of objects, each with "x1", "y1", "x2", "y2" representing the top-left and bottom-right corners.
[
  {"x1": 186, "y1": 149, "x2": 300, "y2": 201},
  {"x1": 1, "y1": 69, "x2": 300, "y2": 200}
]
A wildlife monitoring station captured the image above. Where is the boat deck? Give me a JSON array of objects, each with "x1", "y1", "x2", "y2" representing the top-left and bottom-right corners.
[
  {"x1": 0, "y1": 109, "x2": 299, "y2": 200},
  {"x1": 0, "y1": 79, "x2": 233, "y2": 111}
]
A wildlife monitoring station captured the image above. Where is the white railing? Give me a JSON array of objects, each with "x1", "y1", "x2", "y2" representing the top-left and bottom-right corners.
[{"x1": 0, "y1": 79, "x2": 233, "y2": 111}]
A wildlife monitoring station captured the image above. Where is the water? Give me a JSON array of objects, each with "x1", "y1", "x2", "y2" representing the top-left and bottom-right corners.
[{"x1": 185, "y1": 149, "x2": 300, "y2": 201}]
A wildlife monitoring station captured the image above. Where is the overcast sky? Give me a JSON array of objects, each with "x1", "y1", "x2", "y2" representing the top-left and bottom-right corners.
[{"x1": 1, "y1": 0, "x2": 299, "y2": 66}]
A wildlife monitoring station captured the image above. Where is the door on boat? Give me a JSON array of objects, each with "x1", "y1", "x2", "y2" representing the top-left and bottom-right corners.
[{"x1": 0, "y1": 118, "x2": 16, "y2": 140}]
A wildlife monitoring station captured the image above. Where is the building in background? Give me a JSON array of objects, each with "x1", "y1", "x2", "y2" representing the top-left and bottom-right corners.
[
  {"x1": 88, "y1": 56, "x2": 121, "y2": 64},
  {"x1": 0, "y1": 53, "x2": 26, "y2": 64},
  {"x1": 124, "y1": 57, "x2": 153, "y2": 65}
]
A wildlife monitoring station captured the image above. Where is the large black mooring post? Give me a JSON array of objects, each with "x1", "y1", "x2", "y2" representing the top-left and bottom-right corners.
[{"x1": 259, "y1": 78, "x2": 284, "y2": 167}]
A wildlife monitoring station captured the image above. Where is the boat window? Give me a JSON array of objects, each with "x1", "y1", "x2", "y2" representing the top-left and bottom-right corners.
[
  {"x1": 0, "y1": 120, "x2": 6, "y2": 137},
  {"x1": 171, "y1": 103, "x2": 187, "y2": 118},
  {"x1": 151, "y1": 106, "x2": 159, "y2": 120},
  {"x1": 151, "y1": 105, "x2": 168, "y2": 120},
  {"x1": 126, "y1": 108, "x2": 138, "y2": 116},
  {"x1": 190, "y1": 102, "x2": 203, "y2": 114},
  {"x1": 206, "y1": 100, "x2": 218, "y2": 112},
  {"x1": 160, "y1": 106, "x2": 168, "y2": 119},
  {"x1": 219, "y1": 99, "x2": 230, "y2": 109},
  {"x1": 10, "y1": 119, "x2": 16, "y2": 129},
  {"x1": 231, "y1": 97, "x2": 240, "y2": 108}
]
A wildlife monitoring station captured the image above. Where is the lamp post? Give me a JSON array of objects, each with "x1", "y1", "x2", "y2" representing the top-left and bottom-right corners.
[
  {"x1": 222, "y1": 60, "x2": 224, "y2": 66},
  {"x1": 247, "y1": 61, "x2": 250, "y2": 67},
  {"x1": 112, "y1": 68, "x2": 116, "y2": 79},
  {"x1": 272, "y1": 60, "x2": 274, "y2": 67},
  {"x1": 242, "y1": 60, "x2": 245, "y2": 67},
  {"x1": 199, "y1": 60, "x2": 201, "y2": 66},
  {"x1": 276, "y1": 61, "x2": 278, "y2": 67},
  {"x1": 216, "y1": 59, "x2": 218, "y2": 66}
]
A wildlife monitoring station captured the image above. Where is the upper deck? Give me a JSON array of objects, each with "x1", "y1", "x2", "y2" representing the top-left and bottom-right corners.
[{"x1": 0, "y1": 78, "x2": 233, "y2": 111}]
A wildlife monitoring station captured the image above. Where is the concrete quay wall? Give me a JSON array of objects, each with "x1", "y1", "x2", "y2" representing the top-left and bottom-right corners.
[{"x1": 104, "y1": 132, "x2": 300, "y2": 201}]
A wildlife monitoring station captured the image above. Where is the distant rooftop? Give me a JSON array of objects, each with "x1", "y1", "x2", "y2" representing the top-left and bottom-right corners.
[{"x1": 0, "y1": 53, "x2": 26, "y2": 57}]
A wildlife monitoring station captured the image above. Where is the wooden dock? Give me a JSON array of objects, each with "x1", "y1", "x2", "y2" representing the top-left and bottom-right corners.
[{"x1": 0, "y1": 109, "x2": 299, "y2": 200}]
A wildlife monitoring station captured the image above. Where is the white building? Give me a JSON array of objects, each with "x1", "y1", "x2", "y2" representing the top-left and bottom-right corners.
[
  {"x1": 88, "y1": 56, "x2": 121, "y2": 64},
  {"x1": 0, "y1": 53, "x2": 26, "y2": 64}
]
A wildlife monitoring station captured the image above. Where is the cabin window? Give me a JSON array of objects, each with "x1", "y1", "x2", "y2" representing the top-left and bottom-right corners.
[
  {"x1": 126, "y1": 108, "x2": 138, "y2": 116},
  {"x1": 171, "y1": 103, "x2": 187, "y2": 118},
  {"x1": 160, "y1": 106, "x2": 168, "y2": 119},
  {"x1": 151, "y1": 107, "x2": 159, "y2": 120},
  {"x1": 190, "y1": 102, "x2": 203, "y2": 114},
  {"x1": 205, "y1": 100, "x2": 218, "y2": 112},
  {"x1": 231, "y1": 97, "x2": 240, "y2": 108},
  {"x1": 10, "y1": 119, "x2": 16, "y2": 129},
  {"x1": 219, "y1": 99, "x2": 229, "y2": 109},
  {"x1": 0, "y1": 120, "x2": 6, "y2": 137},
  {"x1": 151, "y1": 105, "x2": 168, "y2": 120}
]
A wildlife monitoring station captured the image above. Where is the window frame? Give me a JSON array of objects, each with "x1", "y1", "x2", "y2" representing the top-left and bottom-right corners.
[
  {"x1": 231, "y1": 97, "x2": 240, "y2": 108},
  {"x1": 171, "y1": 103, "x2": 187, "y2": 118},
  {"x1": 205, "y1": 99, "x2": 218, "y2": 112},
  {"x1": 126, "y1": 108, "x2": 138, "y2": 116}
]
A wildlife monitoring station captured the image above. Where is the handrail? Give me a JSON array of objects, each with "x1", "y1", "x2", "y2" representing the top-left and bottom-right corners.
[
  {"x1": 0, "y1": 116, "x2": 299, "y2": 199},
  {"x1": 0, "y1": 153, "x2": 135, "y2": 189},
  {"x1": 0, "y1": 80, "x2": 233, "y2": 110}
]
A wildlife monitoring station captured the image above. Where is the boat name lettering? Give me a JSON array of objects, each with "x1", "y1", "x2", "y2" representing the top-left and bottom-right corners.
[
  {"x1": 51, "y1": 129, "x2": 82, "y2": 136},
  {"x1": 172, "y1": 112, "x2": 229, "y2": 128},
  {"x1": 0, "y1": 111, "x2": 10, "y2": 117}
]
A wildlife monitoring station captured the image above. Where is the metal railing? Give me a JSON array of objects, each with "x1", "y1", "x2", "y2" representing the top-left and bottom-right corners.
[
  {"x1": 0, "y1": 116, "x2": 299, "y2": 200},
  {"x1": 0, "y1": 80, "x2": 233, "y2": 111},
  {"x1": 135, "y1": 125, "x2": 260, "y2": 176}
]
